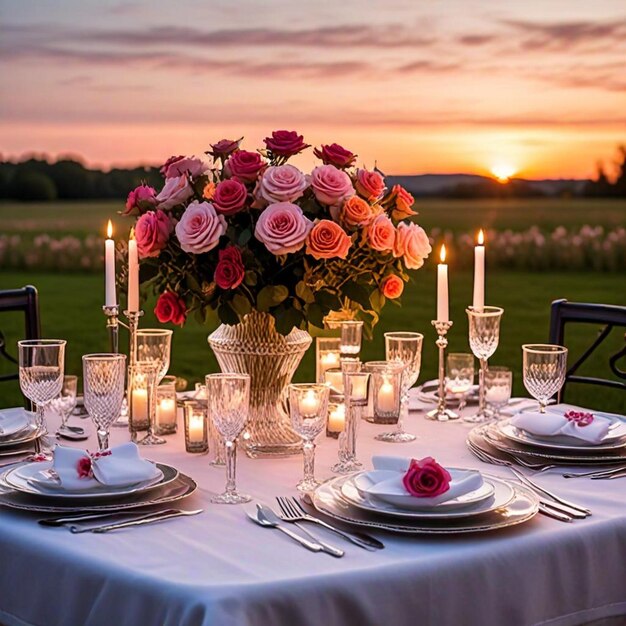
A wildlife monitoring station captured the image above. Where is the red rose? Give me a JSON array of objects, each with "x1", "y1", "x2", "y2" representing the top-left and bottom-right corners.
[
  {"x1": 77, "y1": 456, "x2": 92, "y2": 479},
  {"x1": 313, "y1": 143, "x2": 356, "y2": 169},
  {"x1": 154, "y1": 291, "x2": 187, "y2": 326},
  {"x1": 212, "y1": 179, "x2": 247, "y2": 216},
  {"x1": 402, "y1": 457, "x2": 452, "y2": 498},
  {"x1": 264, "y1": 130, "x2": 310, "y2": 157},
  {"x1": 214, "y1": 246, "x2": 245, "y2": 290},
  {"x1": 225, "y1": 150, "x2": 266, "y2": 183},
  {"x1": 208, "y1": 137, "x2": 242, "y2": 160}
]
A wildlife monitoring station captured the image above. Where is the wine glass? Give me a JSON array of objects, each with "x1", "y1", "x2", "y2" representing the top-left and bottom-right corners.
[
  {"x1": 288, "y1": 383, "x2": 330, "y2": 491},
  {"x1": 136, "y1": 329, "x2": 173, "y2": 383},
  {"x1": 465, "y1": 306, "x2": 504, "y2": 423},
  {"x1": 446, "y1": 353, "x2": 474, "y2": 411},
  {"x1": 384, "y1": 331, "x2": 424, "y2": 442},
  {"x1": 206, "y1": 373, "x2": 251, "y2": 504},
  {"x1": 484, "y1": 366, "x2": 513, "y2": 420},
  {"x1": 82, "y1": 353, "x2": 127, "y2": 451},
  {"x1": 50, "y1": 375, "x2": 78, "y2": 436},
  {"x1": 522, "y1": 344, "x2": 568, "y2": 412},
  {"x1": 18, "y1": 339, "x2": 66, "y2": 441}
]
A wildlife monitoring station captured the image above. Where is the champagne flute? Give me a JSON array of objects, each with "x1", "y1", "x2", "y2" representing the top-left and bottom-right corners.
[
  {"x1": 522, "y1": 344, "x2": 568, "y2": 412},
  {"x1": 206, "y1": 373, "x2": 251, "y2": 504}
]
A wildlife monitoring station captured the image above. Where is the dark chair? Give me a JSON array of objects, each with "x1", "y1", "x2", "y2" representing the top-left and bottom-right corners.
[
  {"x1": 0, "y1": 287, "x2": 41, "y2": 405},
  {"x1": 549, "y1": 299, "x2": 626, "y2": 401}
]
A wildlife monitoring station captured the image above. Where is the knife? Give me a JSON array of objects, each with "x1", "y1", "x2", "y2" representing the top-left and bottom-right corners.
[{"x1": 71, "y1": 509, "x2": 203, "y2": 533}]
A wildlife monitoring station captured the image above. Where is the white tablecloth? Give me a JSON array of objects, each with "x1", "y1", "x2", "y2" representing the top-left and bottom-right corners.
[{"x1": 1, "y1": 405, "x2": 625, "y2": 626}]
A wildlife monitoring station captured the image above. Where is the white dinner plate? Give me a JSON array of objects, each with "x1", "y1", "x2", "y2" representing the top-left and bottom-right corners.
[
  {"x1": 1, "y1": 461, "x2": 177, "y2": 500},
  {"x1": 497, "y1": 417, "x2": 626, "y2": 452},
  {"x1": 0, "y1": 409, "x2": 45, "y2": 448},
  {"x1": 312, "y1": 475, "x2": 539, "y2": 534},
  {"x1": 340, "y1": 474, "x2": 511, "y2": 520}
]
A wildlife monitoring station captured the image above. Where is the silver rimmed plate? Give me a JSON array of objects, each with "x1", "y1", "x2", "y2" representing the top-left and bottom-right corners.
[
  {"x1": 0, "y1": 462, "x2": 178, "y2": 500},
  {"x1": 497, "y1": 418, "x2": 626, "y2": 452},
  {"x1": 340, "y1": 473, "x2": 512, "y2": 520},
  {"x1": 312, "y1": 474, "x2": 539, "y2": 534},
  {"x1": 0, "y1": 472, "x2": 197, "y2": 514}
]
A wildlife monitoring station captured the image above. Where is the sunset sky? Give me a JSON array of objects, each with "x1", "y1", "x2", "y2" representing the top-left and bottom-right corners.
[{"x1": 1, "y1": 0, "x2": 625, "y2": 179}]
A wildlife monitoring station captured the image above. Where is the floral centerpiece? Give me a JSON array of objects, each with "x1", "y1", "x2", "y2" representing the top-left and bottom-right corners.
[{"x1": 123, "y1": 130, "x2": 431, "y2": 456}]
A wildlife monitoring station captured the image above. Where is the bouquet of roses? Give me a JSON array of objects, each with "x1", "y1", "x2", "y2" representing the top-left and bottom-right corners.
[{"x1": 123, "y1": 130, "x2": 431, "y2": 336}]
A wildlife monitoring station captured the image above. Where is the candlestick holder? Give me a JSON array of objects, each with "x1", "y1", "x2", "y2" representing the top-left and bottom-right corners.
[
  {"x1": 102, "y1": 305, "x2": 121, "y2": 353},
  {"x1": 426, "y1": 320, "x2": 458, "y2": 421},
  {"x1": 123, "y1": 310, "x2": 144, "y2": 366}
]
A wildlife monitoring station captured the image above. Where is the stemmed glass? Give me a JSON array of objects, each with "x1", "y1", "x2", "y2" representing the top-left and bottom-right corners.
[
  {"x1": 50, "y1": 375, "x2": 79, "y2": 436},
  {"x1": 465, "y1": 306, "x2": 504, "y2": 423},
  {"x1": 522, "y1": 344, "x2": 568, "y2": 412},
  {"x1": 133, "y1": 360, "x2": 165, "y2": 446},
  {"x1": 288, "y1": 383, "x2": 330, "y2": 491},
  {"x1": 384, "y1": 331, "x2": 423, "y2": 442},
  {"x1": 446, "y1": 353, "x2": 475, "y2": 412},
  {"x1": 484, "y1": 366, "x2": 513, "y2": 420},
  {"x1": 18, "y1": 339, "x2": 66, "y2": 444},
  {"x1": 82, "y1": 353, "x2": 127, "y2": 451},
  {"x1": 206, "y1": 373, "x2": 251, "y2": 504},
  {"x1": 136, "y1": 329, "x2": 173, "y2": 383}
]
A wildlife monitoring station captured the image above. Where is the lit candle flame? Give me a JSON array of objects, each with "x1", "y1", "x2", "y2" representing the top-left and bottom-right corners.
[
  {"x1": 129, "y1": 226, "x2": 136, "y2": 241},
  {"x1": 439, "y1": 244, "x2": 446, "y2": 264},
  {"x1": 106, "y1": 220, "x2": 113, "y2": 239},
  {"x1": 478, "y1": 229, "x2": 485, "y2": 245}
]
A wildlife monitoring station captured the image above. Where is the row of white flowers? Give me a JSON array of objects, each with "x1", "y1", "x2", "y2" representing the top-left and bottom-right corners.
[{"x1": 1, "y1": 226, "x2": 624, "y2": 273}]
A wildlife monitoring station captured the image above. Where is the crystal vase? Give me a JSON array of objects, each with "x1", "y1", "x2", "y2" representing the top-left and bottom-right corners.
[{"x1": 208, "y1": 311, "x2": 312, "y2": 458}]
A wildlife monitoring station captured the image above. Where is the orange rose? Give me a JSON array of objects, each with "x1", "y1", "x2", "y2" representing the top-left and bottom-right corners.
[
  {"x1": 203, "y1": 181, "x2": 216, "y2": 201},
  {"x1": 391, "y1": 184, "x2": 416, "y2": 220},
  {"x1": 306, "y1": 219, "x2": 351, "y2": 260},
  {"x1": 367, "y1": 214, "x2": 395, "y2": 252},
  {"x1": 381, "y1": 275, "x2": 404, "y2": 299},
  {"x1": 341, "y1": 196, "x2": 378, "y2": 228}
]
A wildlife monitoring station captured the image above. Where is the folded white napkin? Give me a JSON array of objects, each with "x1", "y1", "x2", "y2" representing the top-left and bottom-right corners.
[
  {"x1": 511, "y1": 410, "x2": 611, "y2": 444},
  {"x1": 0, "y1": 408, "x2": 30, "y2": 437},
  {"x1": 369, "y1": 456, "x2": 484, "y2": 507},
  {"x1": 547, "y1": 403, "x2": 625, "y2": 422},
  {"x1": 46, "y1": 443, "x2": 159, "y2": 491}
]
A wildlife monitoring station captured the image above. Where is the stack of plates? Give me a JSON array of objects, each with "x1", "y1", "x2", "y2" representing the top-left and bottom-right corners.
[
  {"x1": 472, "y1": 412, "x2": 626, "y2": 466},
  {"x1": 0, "y1": 460, "x2": 197, "y2": 514},
  {"x1": 412, "y1": 381, "x2": 479, "y2": 406},
  {"x1": 0, "y1": 408, "x2": 45, "y2": 458},
  {"x1": 310, "y1": 469, "x2": 539, "y2": 534}
]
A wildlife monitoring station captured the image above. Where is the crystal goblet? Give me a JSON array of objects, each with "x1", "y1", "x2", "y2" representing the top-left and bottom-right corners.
[
  {"x1": 522, "y1": 344, "x2": 568, "y2": 412},
  {"x1": 136, "y1": 329, "x2": 173, "y2": 383}
]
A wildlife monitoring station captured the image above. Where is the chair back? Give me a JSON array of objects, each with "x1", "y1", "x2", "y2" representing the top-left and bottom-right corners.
[
  {"x1": 549, "y1": 299, "x2": 626, "y2": 400},
  {"x1": 0, "y1": 286, "x2": 41, "y2": 391}
]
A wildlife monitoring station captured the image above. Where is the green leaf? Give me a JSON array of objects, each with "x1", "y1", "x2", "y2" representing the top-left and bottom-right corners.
[
  {"x1": 342, "y1": 282, "x2": 372, "y2": 310},
  {"x1": 217, "y1": 302, "x2": 240, "y2": 326},
  {"x1": 314, "y1": 289, "x2": 342, "y2": 312},
  {"x1": 194, "y1": 307, "x2": 206, "y2": 325},
  {"x1": 231, "y1": 294, "x2": 252, "y2": 316},
  {"x1": 238, "y1": 228, "x2": 253, "y2": 246},
  {"x1": 305, "y1": 303, "x2": 325, "y2": 328},
  {"x1": 185, "y1": 273, "x2": 202, "y2": 293},
  {"x1": 295, "y1": 281, "x2": 315, "y2": 304},
  {"x1": 273, "y1": 306, "x2": 303, "y2": 335},
  {"x1": 244, "y1": 271, "x2": 258, "y2": 287},
  {"x1": 369, "y1": 290, "x2": 386, "y2": 312},
  {"x1": 257, "y1": 284, "x2": 289, "y2": 312}
]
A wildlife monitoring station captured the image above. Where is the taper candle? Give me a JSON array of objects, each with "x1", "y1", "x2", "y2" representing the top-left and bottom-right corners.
[
  {"x1": 473, "y1": 229, "x2": 485, "y2": 311},
  {"x1": 104, "y1": 220, "x2": 116, "y2": 307},
  {"x1": 437, "y1": 244, "x2": 449, "y2": 323},
  {"x1": 128, "y1": 228, "x2": 139, "y2": 312}
]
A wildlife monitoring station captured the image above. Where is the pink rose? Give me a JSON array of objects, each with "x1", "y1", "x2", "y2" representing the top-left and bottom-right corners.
[
  {"x1": 160, "y1": 155, "x2": 184, "y2": 177},
  {"x1": 340, "y1": 195, "x2": 379, "y2": 228},
  {"x1": 264, "y1": 130, "x2": 309, "y2": 157},
  {"x1": 306, "y1": 220, "x2": 351, "y2": 260},
  {"x1": 155, "y1": 291, "x2": 187, "y2": 326},
  {"x1": 225, "y1": 150, "x2": 266, "y2": 183},
  {"x1": 381, "y1": 275, "x2": 404, "y2": 299},
  {"x1": 156, "y1": 175, "x2": 194, "y2": 210},
  {"x1": 313, "y1": 143, "x2": 356, "y2": 169},
  {"x1": 254, "y1": 202, "x2": 313, "y2": 255},
  {"x1": 391, "y1": 184, "x2": 416, "y2": 220},
  {"x1": 208, "y1": 137, "x2": 242, "y2": 160},
  {"x1": 214, "y1": 246, "x2": 245, "y2": 290},
  {"x1": 393, "y1": 222, "x2": 432, "y2": 269},
  {"x1": 124, "y1": 184, "x2": 157, "y2": 216},
  {"x1": 367, "y1": 214, "x2": 395, "y2": 252},
  {"x1": 310, "y1": 165, "x2": 354, "y2": 206},
  {"x1": 134, "y1": 210, "x2": 173, "y2": 258},
  {"x1": 76, "y1": 456, "x2": 92, "y2": 479},
  {"x1": 163, "y1": 156, "x2": 207, "y2": 180},
  {"x1": 175, "y1": 201, "x2": 226, "y2": 254},
  {"x1": 254, "y1": 164, "x2": 309, "y2": 206},
  {"x1": 355, "y1": 168, "x2": 385, "y2": 201},
  {"x1": 213, "y1": 179, "x2": 247, "y2": 216},
  {"x1": 402, "y1": 457, "x2": 452, "y2": 498}
]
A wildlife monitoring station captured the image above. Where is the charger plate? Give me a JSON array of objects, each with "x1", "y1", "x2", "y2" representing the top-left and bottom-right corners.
[{"x1": 312, "y1": 474, "x2": 538, "y2": 534}]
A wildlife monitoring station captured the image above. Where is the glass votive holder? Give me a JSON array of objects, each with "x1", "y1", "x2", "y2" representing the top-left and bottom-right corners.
[
  {"x1": 338, "y1": 320, "x2": 364, "y2": 358},
  {"x1": 365, "y1": 361, "x2": 403, "y2": 424},
  {"x1": 324, "y1": 367, "x2": 344, "y2": 397},
  {"x1": 193, "y1": 382, "x2": 208, "y2": 400},
  {"x1": 326, "y1": 402, "x2": 346, "y2": 438},
  {"x1": 485, "y1": 366, "x2": 513, "y2": 419},
  {"x1": 183, "y1": 400, "x2": 208, "y2": 453},
  {"x1": 155, "y1": 375, "x2": 178, "y2": 435},
  {"x1": 316, "y1": 337, "x2": 341, "y2": 383},
  {"x1": 128, "y1": 364, "x2": 153, "y2": 436}
]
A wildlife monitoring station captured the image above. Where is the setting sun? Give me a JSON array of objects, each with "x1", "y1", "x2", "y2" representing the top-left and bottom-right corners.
[{"x1": 490, "y1": 164, "x2": 517, "y2": 183}]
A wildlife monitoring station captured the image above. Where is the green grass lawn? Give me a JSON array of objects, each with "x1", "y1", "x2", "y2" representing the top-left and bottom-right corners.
[{"x1": 1, "y1": 269, "x2": 624, "y2": 413}]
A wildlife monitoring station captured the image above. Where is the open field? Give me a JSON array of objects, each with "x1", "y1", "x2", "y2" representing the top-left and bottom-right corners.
[
  {"x1": 1, "y1": 198, "x2": 625, "y2": 237},
  {"x1": 1, "y1": 270, "x2": 624, "y2": 413}
]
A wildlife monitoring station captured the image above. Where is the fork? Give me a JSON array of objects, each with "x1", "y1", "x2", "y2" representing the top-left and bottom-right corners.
[{"x1": 276, "y1": 497, "x2": 384, "y2": 550}]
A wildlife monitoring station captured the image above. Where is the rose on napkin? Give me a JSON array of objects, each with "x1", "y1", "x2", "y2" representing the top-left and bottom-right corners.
[{"x1": 402, "y1": 457, "x2": 452, "y2": 498}]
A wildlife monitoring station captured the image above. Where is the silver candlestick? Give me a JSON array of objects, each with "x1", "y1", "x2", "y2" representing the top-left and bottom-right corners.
[
  {"x1": 102, "y1": 305, "x2": 121, "y2": 353},
  {"x1": 426, "y1": 320, "x2": 459, "y2": 421},
  {"x1": 123, "y1": 309, "x2": 144, "y2": 366}
]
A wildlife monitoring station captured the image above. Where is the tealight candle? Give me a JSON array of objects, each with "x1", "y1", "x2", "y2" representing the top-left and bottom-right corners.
[
  {"x1": 183, "y1": 401, "x2": 208, "y2": 453},
  {"x1": 155, "y1": 375, "x2": 178, "y2": 435},
  {"x1": 300, "y1": 389, "x2": 320, "y2": 415},
  {"x1": 188, "y1": 414, "x2": 204, "y2": 442},
  {"x1": 377, "y1": 380, "x2": 396, "y2": 412},
  {"x1": 347, "y1": 373, "x2": 369, "y2": 402},
  {"x1": 324, "y1": 369, "x2": 344, "y2": 395},
  {"x1": 327, "y1": 402, "x2": 345, "y2": 437},
  {"x1": 131, "y1": 387, "x2": 148, "y2": 421}
]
